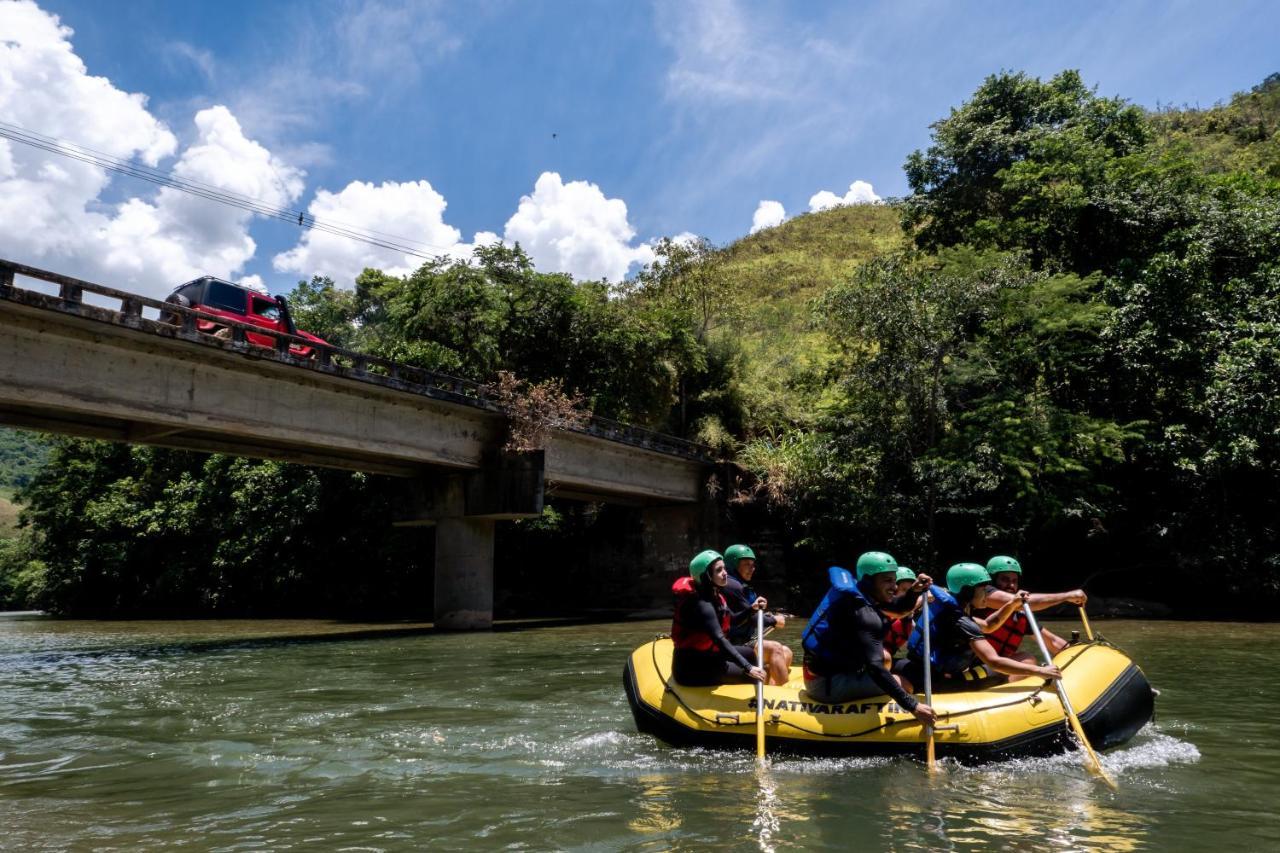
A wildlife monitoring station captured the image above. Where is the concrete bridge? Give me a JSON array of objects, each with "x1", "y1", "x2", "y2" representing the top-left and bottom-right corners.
[{"x1": 0, "y1": 260, "x2": 717, "y2": 629}]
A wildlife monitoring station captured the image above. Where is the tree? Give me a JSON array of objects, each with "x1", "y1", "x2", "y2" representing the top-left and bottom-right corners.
[{"x1": 903, "y1": 69, "x2": 1149, "y2": 271}]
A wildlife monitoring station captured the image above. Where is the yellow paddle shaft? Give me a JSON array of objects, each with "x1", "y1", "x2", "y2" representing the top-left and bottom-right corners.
[
  {"x1": 1023, "y1": 603, "x2": 1117, "y2": 789},
  {"x1": 756, "y1": 608, "x2": 766, "y2": 760},
  {"x1": 1079, "y1": 606, "x2": 1095, "y2": 642}
]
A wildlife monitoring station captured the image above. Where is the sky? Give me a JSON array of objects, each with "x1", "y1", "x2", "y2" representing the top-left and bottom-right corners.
[{"x1": 0, "y1": 0, "x2": 1276, "y2": 298}]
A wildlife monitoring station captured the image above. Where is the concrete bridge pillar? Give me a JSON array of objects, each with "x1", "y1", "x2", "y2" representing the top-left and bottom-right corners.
[
  {"x1": 434, "y1": 516, "x2": 496, "y2": 630},
  {"x1": 397, "y1": 451, "x2": 546, "y2": 630}
]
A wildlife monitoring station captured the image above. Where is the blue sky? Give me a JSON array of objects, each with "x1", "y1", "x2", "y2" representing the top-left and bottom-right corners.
[{"x1": 5, "y1": 0, "x2": 1277, "y2": 294}]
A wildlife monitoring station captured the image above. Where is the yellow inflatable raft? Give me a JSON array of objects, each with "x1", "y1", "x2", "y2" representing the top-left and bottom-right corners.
[{"x1": 624, "y1": 637, "x2": 1154, "y2": 762}]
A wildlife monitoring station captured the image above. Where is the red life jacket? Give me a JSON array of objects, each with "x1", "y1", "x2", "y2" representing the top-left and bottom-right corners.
[
  {"x1": 884, "y1": 615, "x2": 914, "y2": 655},
  {"x1": 975, "y1": 607, "x2": 1029, "y2": 656},
  {"x1": 671, "y1": 576, "x2": 730, "y2": 652}
]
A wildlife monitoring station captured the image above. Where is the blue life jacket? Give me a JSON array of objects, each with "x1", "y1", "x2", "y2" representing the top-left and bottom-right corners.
[
  {"x1": 728, "y1": 568, "x2": 758, "y2": 605},
  {"x1": 907, "y1": 585, "x2": 960, "y2": 665},
  {"x1": 801, "y1": 566, "x2": 873, "y2": 666}
]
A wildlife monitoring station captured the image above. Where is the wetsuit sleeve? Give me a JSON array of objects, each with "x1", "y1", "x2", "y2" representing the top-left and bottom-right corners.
[
  {"x1": 693, "y1": 599, "x2": 754, "y2": 671},
  {"x1": 851, "y1": 604, "x2": 919, "y2": 712}
]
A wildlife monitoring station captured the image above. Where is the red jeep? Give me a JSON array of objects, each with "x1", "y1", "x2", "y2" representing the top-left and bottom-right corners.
[{"x1": 162, "y1": 276, "x2": 329, "y2": 358}]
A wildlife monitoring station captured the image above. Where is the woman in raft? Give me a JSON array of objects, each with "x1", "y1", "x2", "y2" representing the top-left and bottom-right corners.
[{"x1": 670, "y1": 550, "x2": 790, "y2": 686}]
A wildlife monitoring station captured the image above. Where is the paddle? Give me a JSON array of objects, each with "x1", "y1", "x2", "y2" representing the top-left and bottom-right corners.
[
  {"x1": 1023, "y1": 602, "x2": 1116, "y2": 789},
  {"x1": 1079, "y1": 606, "x2": 1095, "y2": 642},
  {"x1": 755, "y1": 607, "x2": 766, "y2": 761},
  {"x1": 921, "y1": 592, "x2": 937, "y2": 772}
]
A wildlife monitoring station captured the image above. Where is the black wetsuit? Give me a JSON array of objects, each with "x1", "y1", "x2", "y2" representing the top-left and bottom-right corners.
[
  {"x1": 803, "y1": 585, "x2": 922, "y2": 711},
  {"x1": 672, "y1": 591, "x2": 757, "y2": 686},
  {"x1": 723, "y1": 573, "x2": 777, "y2": 643},
  {"x1": 899, "y1": 605, "x2": 994, "y2": 692}
]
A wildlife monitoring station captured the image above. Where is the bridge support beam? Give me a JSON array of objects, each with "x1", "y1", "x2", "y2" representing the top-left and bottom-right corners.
[
  {"x1": 408, "y1": 454, "x2": 545, "y2": 630},
  {"x1": 434, "y1": 516, "x2": 496, "y2": 630}
]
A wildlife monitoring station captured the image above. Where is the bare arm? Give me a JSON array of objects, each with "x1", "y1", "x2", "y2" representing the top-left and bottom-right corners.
[
  {"x1": 983, "y1": 587, "x2": 1087, "y2": 612},
  {"x1": 972, "y1": 591, "x2": 1028, "y2": 633},
  {"x1": 970, "y1": 637, "x2": 1061, "y2": 680}
]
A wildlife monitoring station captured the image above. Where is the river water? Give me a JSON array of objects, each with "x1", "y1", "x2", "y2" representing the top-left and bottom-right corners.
[{"x1": 0, "y1": 613, "x2": 1269, "y2": 851}]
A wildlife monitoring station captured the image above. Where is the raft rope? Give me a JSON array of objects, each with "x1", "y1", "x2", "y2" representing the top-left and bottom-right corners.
[{"x1": 653, "y1": 639, "x2": 1093, "y2": 740}]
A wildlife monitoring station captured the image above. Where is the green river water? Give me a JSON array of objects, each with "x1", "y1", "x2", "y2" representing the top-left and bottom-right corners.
[{"x1": 0, "y1": 613, "x2": 1270, "y2": 851}]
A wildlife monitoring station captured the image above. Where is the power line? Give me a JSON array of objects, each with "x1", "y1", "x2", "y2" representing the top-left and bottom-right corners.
[{"x1": 0, "y1": 119, "x2": 467, "y2": 262}]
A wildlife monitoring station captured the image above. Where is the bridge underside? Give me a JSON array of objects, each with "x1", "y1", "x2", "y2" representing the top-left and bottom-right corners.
[{"x1": 0, "y1": 287, "x2": 711, "y2": 628}]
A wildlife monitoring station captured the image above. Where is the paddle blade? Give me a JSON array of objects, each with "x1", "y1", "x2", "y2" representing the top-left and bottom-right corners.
[
  {"x1": 926, "y1": 731, "x2": 937, "y2": 773},
  {"x1": 1067, "y1": 709, "x2": 1117, "y2": 789}
]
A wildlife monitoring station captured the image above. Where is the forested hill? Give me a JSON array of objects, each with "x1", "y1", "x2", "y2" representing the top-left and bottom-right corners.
[{"x1": 0, "y1": 429, "x2": 46, "y2": 492}]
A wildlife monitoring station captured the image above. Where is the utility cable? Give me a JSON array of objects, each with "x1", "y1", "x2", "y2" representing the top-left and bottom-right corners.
[{"x1": 0, "y1": 119, "x2": 464, "y2": 262}]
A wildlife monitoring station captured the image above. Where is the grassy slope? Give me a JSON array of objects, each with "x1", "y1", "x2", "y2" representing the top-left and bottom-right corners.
[
  {"x1": 716, "y1": 203, "x2": 905, "y2": 432},
  {"x1": 0, "y1": 488, "x2": 18, "y2": 538}
]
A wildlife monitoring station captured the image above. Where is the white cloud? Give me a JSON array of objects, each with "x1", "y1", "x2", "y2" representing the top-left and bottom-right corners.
[
  {"x1": 808, "y1": 180, "x2": 881, "y2": 211},
  {"x1": 0, "y1": 2, "x2": 303, "y2": 297},
  {"x1": 273, "y1": 179, "x2": 496, "y2": 284},
  {"x1": 502, "y1": 172, "x2": 654, "y2": 282},
  {"x1": 750, "y1": 200, "x2": 785, "y2": 234}
]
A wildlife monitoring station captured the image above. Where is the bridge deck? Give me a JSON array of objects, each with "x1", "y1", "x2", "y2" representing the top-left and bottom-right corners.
[{"x1": 0, "y1": 260, "x2": 710, "y2": 504}]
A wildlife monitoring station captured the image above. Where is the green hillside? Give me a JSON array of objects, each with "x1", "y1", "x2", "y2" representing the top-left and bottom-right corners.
[
  {"x1": 716, "y1": 203, "x2": 905, "y2": 432},
  {"x1": 0, "y1": 490, "x2": 17, "y2": 538},
  {"x1": 0, "y1": 428, "x2": 48, "y2": 491},
  {"x1": 1149, "y1": 72, "x2": 1280, "y2": 180},
  {"x1": 0, "y1": 429, "x2": 47, "y2": 538}
]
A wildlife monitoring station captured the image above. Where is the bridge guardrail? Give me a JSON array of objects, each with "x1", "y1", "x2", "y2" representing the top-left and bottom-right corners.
[{"x1": 0, "y1": 259, "x2": 714, "y2": 462}]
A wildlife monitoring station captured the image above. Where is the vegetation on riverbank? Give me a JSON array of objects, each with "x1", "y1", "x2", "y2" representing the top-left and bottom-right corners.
[{"x1": 2, "y1": 70, "x2": 1277, "y2": 617}]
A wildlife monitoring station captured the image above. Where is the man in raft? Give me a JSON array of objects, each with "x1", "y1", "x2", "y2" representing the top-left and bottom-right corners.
[
  {"x1": 670, "y1": 550, "x2": 787, "y2": 686},
  {"x1": 901, "y1": 563, "x2": 1063, "y2": 692},
  {"x1": 972, "y1": 555, "x2": 1087, "y2": 663},
  {"x1": 801, "y1": 552, "x2": 938, "y2": 727},
  {"x1": 723, "y1": 544, "x2": 788, "y2": 641}
]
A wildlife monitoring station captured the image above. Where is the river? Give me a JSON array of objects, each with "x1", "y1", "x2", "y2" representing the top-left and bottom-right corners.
[{"x1": 0, "y1": 614, "x2": 1268, "y2": 850}]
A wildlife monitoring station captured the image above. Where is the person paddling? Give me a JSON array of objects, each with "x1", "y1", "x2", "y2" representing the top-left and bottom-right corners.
[
  {"x1": 721, "y1": 544, "x2": 795, "y2": 680},
  {"x1": 801, "y1": 552, "x2": 937, "y2": 728},
  {"x1": 882, "y1": 566, "x2": 922, "y2": 665},
  {"x1": 901, "y1": 563, "x2": 1062, "y2": 692},
  {"x1": 971, "y1": 555, "x2": 1087, "y2": 667},
  {"x1": 671, "y1": 550, "x2": 786, "y2": 686}
]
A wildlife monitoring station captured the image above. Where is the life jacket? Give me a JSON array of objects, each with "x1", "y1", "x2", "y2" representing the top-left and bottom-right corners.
[
  {"x1": 907, "y1": 585, "x2": 961, "y2": 665},
  {"x1": 973, "y1": 607, "x2": 1030, "y2": 656},
  {"x1": 671, "y1": 575, "x2": 730, "y2": 653},
  {"x1": 728, "y1": 569, "x2": 759, "y2": 606},
  {"x1": 801, "y1": 566, "x2": 875, "y2": 669},
  {"x1": 884, "y1": 615, "x2": 914, "y2": 655}
]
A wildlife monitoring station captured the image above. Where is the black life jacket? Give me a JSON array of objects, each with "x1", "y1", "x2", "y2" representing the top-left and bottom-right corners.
[{"x1": 671, "y1": 576, "x2": 730, "y2": 653}]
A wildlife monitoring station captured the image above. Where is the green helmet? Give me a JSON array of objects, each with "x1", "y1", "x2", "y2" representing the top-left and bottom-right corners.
[
  {"x1": 987, "y1": 555, "x2": 1022, "y2": 576},
  {"x1": 855, "y1": 551, "x2": 898, "y2": 581},
  {"x1": 895, "y1": 567, "x2": 917, "y2": 583},
  {"x1": 724, "y1": 544, "x2": 756, "y2": 571},
  {"x1": 947, "y1": 562, "x2": 992, "y2": 594},
  {"x1": 689, "y1": 549, "x2": 723, "y2": 581}
]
